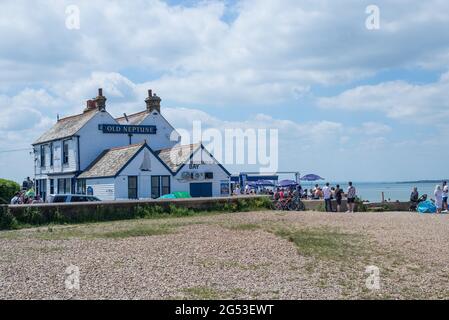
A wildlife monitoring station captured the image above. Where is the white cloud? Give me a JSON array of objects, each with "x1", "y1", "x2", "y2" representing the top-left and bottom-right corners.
[
  {"x1": 1, "y1": 0, "x2": 449, "y2": 105},
  {"x1": 317, "y1": 71, "x2": 449, "y2": 123}
]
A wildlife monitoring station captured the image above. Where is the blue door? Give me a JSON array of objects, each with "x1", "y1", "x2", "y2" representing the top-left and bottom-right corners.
[{"x1": 190, "y1": 183, "x2": 213, "y2": 197}]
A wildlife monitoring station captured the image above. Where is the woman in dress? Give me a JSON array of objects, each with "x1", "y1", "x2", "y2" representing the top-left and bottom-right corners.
[{"x1": 434, "y1": 185, "x2": 443, "y2": 214}]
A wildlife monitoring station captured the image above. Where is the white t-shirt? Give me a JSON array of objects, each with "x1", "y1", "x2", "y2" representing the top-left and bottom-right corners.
[{"x1": 323, "y1": 186, "x2": 331, "y2": 199}]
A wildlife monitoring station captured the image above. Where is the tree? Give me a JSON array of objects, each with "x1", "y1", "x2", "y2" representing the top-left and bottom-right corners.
[{"x1": 0, "y1": 178, "x2": 20, "y2": 204}]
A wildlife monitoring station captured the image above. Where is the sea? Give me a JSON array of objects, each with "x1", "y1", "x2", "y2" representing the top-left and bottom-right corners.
[{"x1": 302, "y1": 181, "x2": 443, "y2": 203}]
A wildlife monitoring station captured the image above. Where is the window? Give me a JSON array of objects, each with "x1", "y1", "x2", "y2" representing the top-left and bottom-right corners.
[
  {"x1": 50, "y1": 143, "x2": 54, "y2": 166},
  {"x1": 63, "y1": 140, "x2": 69, "y2": 165},
  {"x1": 71, "y1": 196, "x2": 88, "y2": 202},
  {"x1": 40, "y1": 145, "x2": 46, "y2": 167},
  {"x1": 205, "y1": 172, "x2": 214, "y2": 179},
  {"x1": 49, "y1": 179, "x2": 54, "y2": 194},
  {"x1": 128, "y1": 176, "x2": 138, "y2": 199},
  {"x1": 77, "y1": 179, "x2": 86, "y2": 194},
  {"x1": 57, "y1": 178, "x2": 71, "y2": 194},
  {"x1": 151, "y1": 176, "x2": 171, "y2": 199},
  {"x1": 58, "y1": 179, "x2": 64, "y2": 194},
  {"x1": 161, "y1": 176, "x2": 170, "y2": 196},
  {"x1": 37, "y1": 179, "x2": 47, "y2": 201},
  {"x1": 151, "y1": 176, "x2": 160, "y2": 199}
]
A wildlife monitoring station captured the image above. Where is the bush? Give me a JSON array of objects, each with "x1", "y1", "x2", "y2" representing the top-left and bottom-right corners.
[
  {"x1": 3, "y1": 196, "x2": 273, "y2": 230},
  {"x1": 0, "y1": 207, "x2": 18, "y2": 230},
  {"x1": 355, "y1": 197, "x2": 368, "y2": 212},
  {"x1": 0, "y1": 178, "x2": 20, "y2": 204}
]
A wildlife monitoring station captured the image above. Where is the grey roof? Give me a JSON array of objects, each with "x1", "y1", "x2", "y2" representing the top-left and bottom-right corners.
[
  {"x1": 116, "y1": 110, "x2": 150, "y2": 125},
  {"x1": 78, "y1": 143, "x2": 144, "y2": 179},
  {"x1": 155, "y1": 143, "x2": 201, "y2": 173},
  {"x1": 33, "y1": 110, "x2": 98, "y2": 145}
]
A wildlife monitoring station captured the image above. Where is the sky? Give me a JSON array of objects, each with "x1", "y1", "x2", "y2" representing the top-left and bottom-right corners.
[{"x1": 1, "y1": 0, "x2": 449, "y2": 183}]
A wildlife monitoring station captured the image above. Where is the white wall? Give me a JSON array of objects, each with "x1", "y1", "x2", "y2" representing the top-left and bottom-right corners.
[
  {"x1": 173, "y1": 148, "x2": 230, "y2": 197},
  {"x1": 34, "y1": 138, "x2": 78, "y2": 176},
  {"x1": 86, "y1": 177, "x2": 115, "y2": 201},
  {"x1": 129, "y1": 111, "x2": 180, "y2": 151},
  {"x1": 116, "y1": 147, "x2": 173, "y2": 199},
  {"x1": 77, "y1": 111, "x2": 129, "y2": 170}
]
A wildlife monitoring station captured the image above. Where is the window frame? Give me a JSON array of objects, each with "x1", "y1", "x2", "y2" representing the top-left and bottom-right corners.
[
  {"x1": 49, "y1": 179, "x2": 54, "y2": 194},
  {"x1": 62, "y1": 140, "x2": 69, "y2": 165},
  {"x1": 40, "y1": 145, "x2": 46, "y2": 168},
  {"x1": 50, "y1": 142, "x2": 54, "y2": 167},
  {"x1": 128, "y1": 176, "x2": 138, "y2": 199},
  {"x1": 151, "y1": 176, "x2": 161, "y2": 199},
  {"x1": 161, "y1": 175, "x2": 171, "y2": 196}
]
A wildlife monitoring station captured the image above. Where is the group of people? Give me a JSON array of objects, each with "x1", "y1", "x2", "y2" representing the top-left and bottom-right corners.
[
  {"x1": 10, "y1": 177, "x2": 43, "y2": 205},
  {"x1": 409, "y1": 182, "x2": 449, "y2": 213},
  {"x1": 271, "y1": 182, "x2": 357, "y2": 213},
  {"x1": 233, "y1": 184, "x2": 274, "y2": 196}
]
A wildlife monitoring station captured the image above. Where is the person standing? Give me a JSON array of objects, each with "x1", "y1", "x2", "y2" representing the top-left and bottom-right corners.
[
  {"x1": 409, "y1": 187, "x2": 419, "y2": 211},
  {"x1": 335, "y1": 184, "x2": 343, "y2": 212},
  {"x1": 323, "y1": 183, "x2": 333, "y2": 212},
  {"x1": 434, "y1": 185, "x2": 443, "y2": 214},
  {"x1": 442, "y1": 181, "x2": 448, "y2": 212},
  {"x1": 346, "y1": 182, "x2": 356, "y2": 213}
]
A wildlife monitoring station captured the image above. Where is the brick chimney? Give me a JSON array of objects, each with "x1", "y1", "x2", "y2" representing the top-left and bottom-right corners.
[
  {"x1": 83, "y1": 99, "x2": 96, "y2": 113},
  {"x1": 145, "y1": 89, "x2": 161, "y2": 113},
  {"x1": 94, "y1": 88, "x2": 107, "y2": 111}
]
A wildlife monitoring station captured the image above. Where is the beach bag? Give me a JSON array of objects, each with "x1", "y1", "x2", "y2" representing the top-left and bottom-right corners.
[{"x1": 417, "y1": 200, "x2": 437, "y2": 214}]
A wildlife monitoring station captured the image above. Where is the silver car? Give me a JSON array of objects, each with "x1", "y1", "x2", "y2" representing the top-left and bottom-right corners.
[{"x1": 47, "y1": 194, "x2": 101, "y2": 203}]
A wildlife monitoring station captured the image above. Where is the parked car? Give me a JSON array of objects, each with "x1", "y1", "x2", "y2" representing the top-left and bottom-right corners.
[{"x1": 47, "y1": 194, "x2": 101, "y2": 203}]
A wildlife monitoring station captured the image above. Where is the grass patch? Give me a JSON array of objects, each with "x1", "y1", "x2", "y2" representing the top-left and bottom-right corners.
[
  {"x1": 225, "y1": 223, "x2": 261, "y2": 231},
  {"x1": 273, "y1": 227, "x2": 368, "y2": 261},
  {"x1": 100, "y1": 225, "x2": 174, "y2": 239},
  {"x1": 181, "y1": 286, "x2": 246, "y2": 300},
  {"x1": 182, "y1": 286, "x2": 222, "y2": 300}
]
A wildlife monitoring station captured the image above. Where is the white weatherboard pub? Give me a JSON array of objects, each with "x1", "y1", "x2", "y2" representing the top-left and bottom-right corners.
[{"x1": 32, "y1": 89, "x2": 231, "y2": 201}]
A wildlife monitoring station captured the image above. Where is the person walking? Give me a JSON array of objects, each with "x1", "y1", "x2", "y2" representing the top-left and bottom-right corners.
[
  {"x1": 346, "y1": 181, "x2": 356, "y2": 213},
  {"x1": 323, "y1": 182, "x2": 333, "y2": 212},
  {"x1": 442, "y1": 181, "x2": 448, "y2": 212},
  {"x1": 335, "y1": 184, "x2": 343, "y2": 212},
  {"x1": 434, "y1": 185, "x2": 443, "y2": 214}
]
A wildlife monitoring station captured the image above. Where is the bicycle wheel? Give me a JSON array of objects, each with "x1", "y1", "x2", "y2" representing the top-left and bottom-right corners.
[
  {"x1": 297, "y1": 201, "x2": 305, "y2": 211},
  {"x1": 288, "y1": 201, "x2": 298, "y2": 211}
]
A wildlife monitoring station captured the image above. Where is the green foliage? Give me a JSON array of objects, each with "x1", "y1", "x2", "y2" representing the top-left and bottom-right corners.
[
  {"x1": 0, "y1": 178, "x2": 20, "y2": 204},
  {"x1": 316, "y1": 203, "x2": 326, "y2": 212},
  {"x1": 274, "y1": 227, "x2": 367, "y2": 261},
  {"x1": 355, "y1": 197, "x2": 368, "y2": 212},
  {"x1": 0, "y1": 206, "x2": 18, "y2": 230},
  {"x1": 1, "y1": 196, "x2": 272, "y2": 230}
]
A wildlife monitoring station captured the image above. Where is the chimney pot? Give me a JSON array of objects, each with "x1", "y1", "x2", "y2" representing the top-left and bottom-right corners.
[
  {"x1": 84, "y1": 99, "x2": 97, "y2": 113},
  {"x1": 94, "y1": 88, "x2": 107, "y2": 111},
  {"x1": 145, "y1": 89, "x2": 161, "y2": 113}
]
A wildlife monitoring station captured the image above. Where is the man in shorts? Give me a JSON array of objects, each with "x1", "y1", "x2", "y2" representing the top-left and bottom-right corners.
[
  {"x1": 346, "y1": 181, "x2": 356, "y2": 213},
  {"x1": 443, "y1": 181, "x2": 448, "y2": 212}
]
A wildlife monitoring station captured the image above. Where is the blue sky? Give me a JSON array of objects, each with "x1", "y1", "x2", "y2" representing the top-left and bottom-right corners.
[{"x1": 1, "y1": 0, "x2": 449, "y2": 183}]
